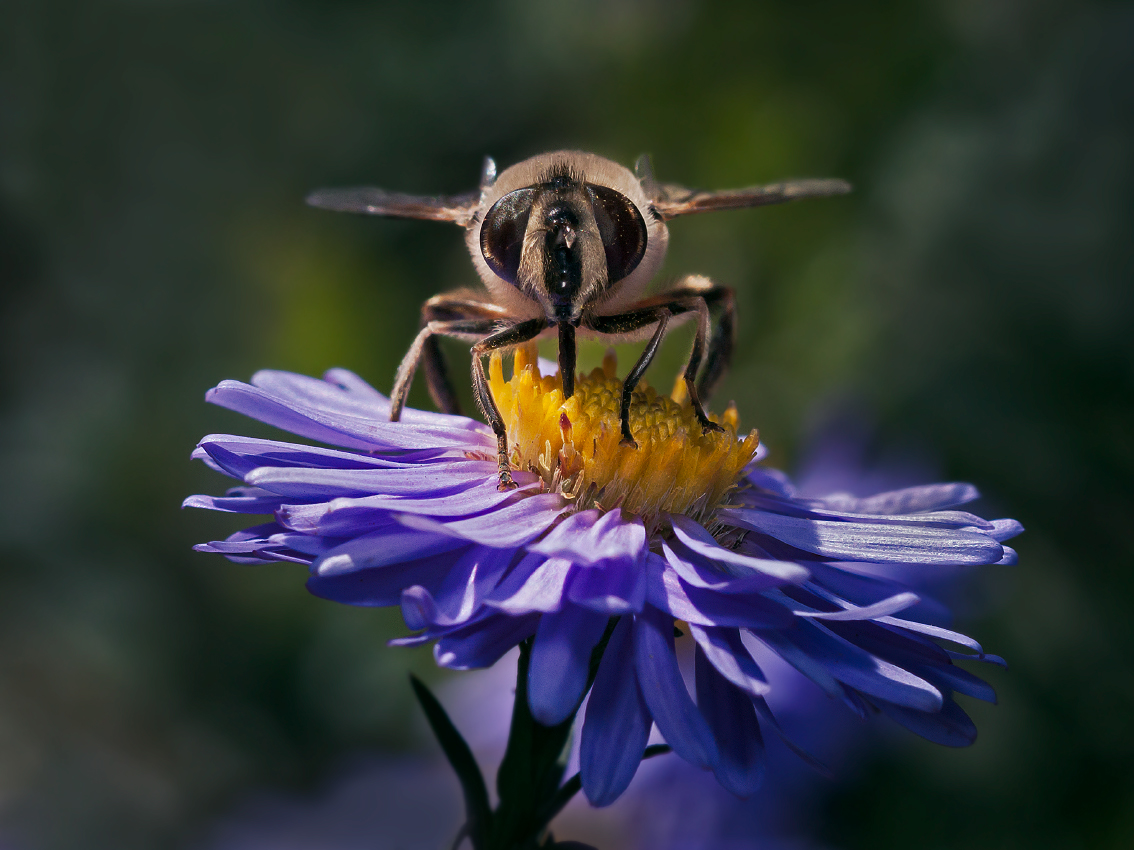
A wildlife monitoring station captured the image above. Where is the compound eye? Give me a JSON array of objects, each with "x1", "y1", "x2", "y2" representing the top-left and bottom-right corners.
[
  {"x1": 586, "y1": 185, "x2": 648, "y2": 282},
  {"x1": 480, "y1": 188, "x2": 536, "y2": 283}
]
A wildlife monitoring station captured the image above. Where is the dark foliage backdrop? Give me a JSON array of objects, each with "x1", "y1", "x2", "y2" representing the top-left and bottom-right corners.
[{"x1": 1, "y1": 1, "x2": 1131, "y2": 848}]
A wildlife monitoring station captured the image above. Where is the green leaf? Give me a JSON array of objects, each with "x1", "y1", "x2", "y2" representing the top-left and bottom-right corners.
[{"x1": 409, "y1": 674, "x2": 493, "y2": 850}]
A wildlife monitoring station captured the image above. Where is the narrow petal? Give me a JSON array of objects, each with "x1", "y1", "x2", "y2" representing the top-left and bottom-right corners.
[
  {"x1": 695, "y1": 647, "x2": 765, "y2": 797},
  {"x1": 990, "y1": 518, "x2": 1025, "y2": 541},
  {"x1": 787, "y1": 590, "x2": 922, "y2": 621},
  {"x1": 487, "y1": 555, "x2": 575, "y2": 614},
  {"x1": 754, "y1": 620, "x2": 944, "y2": 711},
  {"x1": 634, "y1": 607, "x2": 719, "y2": 770},
  {"x1": 182, "y1": 489, "x2": 284, "y2": 514},
  {"x1": 401, "y1": 546, "x2": 518, "y2": 629},
  {"x1": 580, "y1": 617, "x2": 652, "y2": 807},
  {"x1": 246, "y1": 461, "x2": 497, "y2": 499},
  {"x1": 197, "y1": 433, "x2": 428, "y2": 477},
  {"x1": 738, "y1": 494, "x2": 993, "y2": 530},
  {"x1": 662, "y1": 540, "x2": 803, "y2": 595},
  {"x1": 719, "y1": 506, "x2": 1003, "y2": 565},
  {"x1": 529, "y1": 509, "x2": 647, "y2": 566},
  {"x1": 668, "y1": 515, "x2": 809, "y2": 585},
  {"x1": 528, "y1": 606, "x2": 610, "y2": 725},
  {"x1": 687, "y1": 624, "x2": 770, "y2": 696},
  {"x1": 645, "y1": 556, "x2": 794, "y2": 629},
  {"x1": 568, "y1": 560, "x2": 646, "y2": 614},
  {"x1": 312, "y1": 528, "x2": 467, "y2": 577},
  {"x1": 876, "y1": 616, "x2": 986, "y2": 655},
  {"x1": 307, "y1": 546, "x2": 468, "y2": 607},
  {"x1": 880, "y1": 699, "x2": 978, "y2": 747},
  {"x1": 818, "y1": 482, "x2": 980, "y2": 514},
  {"x1": 396, "y1": 494, "x2": 568, "y2": 548},
  {"x1": 433, "y1": 613, "x2": 539, "y2": 670},
  {"x1": 207, "y1": 378, "x2": 495, "y2": 452}
]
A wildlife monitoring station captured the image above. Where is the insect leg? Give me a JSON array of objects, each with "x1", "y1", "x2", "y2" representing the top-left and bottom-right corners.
[
  {"x1": 418, "y1": 294, "x2": 510, "y2": 415},
  {"x1": 687, "y1": 284, "x2": 735, "y2": 403},
  {"x1": 626, "y1": 278, "x2": 735, "y2": 407},
  {"x1": 390, "y1": 315, "x2": 500, "y2": 422},
  {"x1": 470, "y1": 318, "x2": 549, "y2": 490},
  {"x1": 676, "y1": 295, "x2": 725, "y2": 436},
  {"x1": 587, "y1": 307, "x2": 671, "y2": 447},
  {"x1": 590, "y1": 285, "x2": 731, "y2": 442}
]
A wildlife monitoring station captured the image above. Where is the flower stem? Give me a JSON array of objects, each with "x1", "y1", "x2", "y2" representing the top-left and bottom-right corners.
[{"x1": 415, "y1": 618, "x2": 670, "y2": 850}]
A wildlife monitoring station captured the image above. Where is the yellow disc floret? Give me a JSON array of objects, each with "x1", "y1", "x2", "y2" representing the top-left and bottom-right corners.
[{"x1": 488, "y1": 343, "x2": 759, "y2": 523}]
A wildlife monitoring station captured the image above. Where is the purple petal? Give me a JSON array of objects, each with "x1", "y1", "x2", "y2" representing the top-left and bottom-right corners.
[
  {"x1": 529, "y1": 509, "x2": 647, "y2": 566},
  {"x1": 880, "y1": 698, "x2": 977, "y2": 747},
  {"x1": 312, "y1": 528, "x2": 467, "y2": 577},
  {"x1": 245, "y1": 461, "x2": 497, "y2": 499},
  {"x1": 401, "y1": 546, "x2": 518, "y2": 629},
  {"x1": 806, "y1": 562, "x2": 939, "y2": 614},
  {"x1": 646, "y1": 558, "x2": 794, "y2": 629},
  {"x1": 195, "y1": 523, "x2": 333, "y2": 563},
  {"x1": 433, "y1": 613, "x2": 539, "y2": 670},
  {"x1": 990, "y1": 518, "x2": 1025, "y2": 541},
  {"x1": 486, "y1": 555, "x2": 574, "y2": 614},
  {"x1": 695, "y1": 647, "x2": 764, "y2": 797},
  {"x1": 787, "y1": 590, "x2": 922, "y2": 621},
  {"x1": 668, "y1": 515, "x2": 809, "y2": 586},
  {"x1": 528, "y1": 606, "x2": 610, "y2": 725},
  {"x1": 634, "y1": 607, "x2": 719, "y2": 770},
  {"x1": 750, "y1": 696, "x2": 832, "y2": 777},
  {"x1": 254, "y1": 368, "x2": 489, "y2": 432},
  {"x1": 275, "y1": 476, "x2": 541, "y2": 536},
  {"x1": 745, "y1": 466, "x2": 794, "y2": 498},
  {"x1": 719, "y1": 506, "x2": 1004, "y2": 565},
  {"x1": 567, "y1": 558, "x2": 646, "y2": 614},
  {"x1": 183, "y1": 488, "x2": 284, "y2": 514},
  {"x1": 818, "y1": 482, "x2": 980, "y2": 514},
  {"x1": 646, "y1": 556, "x2": 790, "y2": 628},
  {"x1": 580, "y1": 617, "x2": 651, "y2": 807},
  {"x1": 396, "y1": 493, "x2": 568, "y2": 548},
  {"x1": 917, "y1": 662, "x2": 997, "y2": 704},
  {"x1": 752, "y1": 620, "x2": 944, "y2": 711},
  {"x1": 400, "y1": 585, "x2": 442, "y2": 631},
  {"x1": 661, "y1": 540, "x2": 805, "y2": 595},
  {"x1": 207, "y1": 378, "x2": 495, "y2": 452},
  {"x1": 307, "y1": 546, "x2": 468, "y2": 607},
  {"x1": 738, "y1": 493, "x2": 994, "y2": 531},
  {"x1": 197, "y1": 433, "x2": 429, "y2": 478},
  {"x1": 687, "y1": 625, "x2": 770, "y2": 697},
  {"x1": 875, "y1": 616, "x2": 986, "y2": 655}
]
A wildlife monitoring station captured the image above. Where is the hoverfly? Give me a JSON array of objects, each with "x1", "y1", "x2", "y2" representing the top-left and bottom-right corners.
[{"x1": 307, "y1": 151, "x2": 849, "y2": 489}]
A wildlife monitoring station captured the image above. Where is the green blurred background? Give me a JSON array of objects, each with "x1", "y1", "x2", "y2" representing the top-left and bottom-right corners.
[{"x1": 1, "y1": 0, "x2": 1131, "y2": 847}]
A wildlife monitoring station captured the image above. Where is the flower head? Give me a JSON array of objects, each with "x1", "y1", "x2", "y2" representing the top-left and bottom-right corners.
[{"x1": 187, "y1": 348, "x2": 1020, "y2": 805}]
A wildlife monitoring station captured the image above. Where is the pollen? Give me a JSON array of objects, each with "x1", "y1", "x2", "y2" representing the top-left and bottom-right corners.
[{"x1": 488, "y1": 343, "x2": 759, "y2": 522}]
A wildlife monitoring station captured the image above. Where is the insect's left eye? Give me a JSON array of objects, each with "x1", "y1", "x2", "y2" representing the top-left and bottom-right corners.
[
  {"x1": 480, "y1": 188, "x2": 536, "y2": 283},
  {"x1": 586, "y1": 185, "x2": 648, "y2": 282}
]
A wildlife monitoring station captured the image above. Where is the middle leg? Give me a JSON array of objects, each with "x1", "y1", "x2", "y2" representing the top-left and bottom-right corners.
[{"x1": 587, "y1": 294, "x2": 724, "y2": 447}]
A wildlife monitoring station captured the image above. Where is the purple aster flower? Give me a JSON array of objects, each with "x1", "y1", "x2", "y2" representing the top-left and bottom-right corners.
[{"x1": 187, "y1": 344, "x2": 1020, "y2": 808}]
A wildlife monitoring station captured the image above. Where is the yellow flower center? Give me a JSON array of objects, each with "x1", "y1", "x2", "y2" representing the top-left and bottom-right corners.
[{"x1": 488, "y1": 343, "x2": 759, "y2": 522}]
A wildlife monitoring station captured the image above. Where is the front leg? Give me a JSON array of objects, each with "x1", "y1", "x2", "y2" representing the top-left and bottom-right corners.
[
  {"x1": 631, "y1": 276, "x2": 736, "y2": 404},
  {"x1": 417, "y1": 293, "x2": 514, "y2": 415},
  {"x1": 470, "y1": 318, "x2": 549, "y2": 490},
  {"x1": 390, "y1": 315, "x2": 500, "y2": 422},
  {"x1": 587, "y1": 291, "x2": 725, "y2": 447}
]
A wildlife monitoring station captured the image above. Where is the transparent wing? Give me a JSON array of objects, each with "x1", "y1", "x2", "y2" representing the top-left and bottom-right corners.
[
  {"x1": 305, "y1": 187, "x2": 480, "y2": 225},
  {"x1": 652, "y1": 178, "x2": 851, "y2": 219}
]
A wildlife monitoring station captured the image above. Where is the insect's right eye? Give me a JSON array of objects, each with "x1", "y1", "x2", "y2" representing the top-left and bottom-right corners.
[{"x1": 480, "y1": 188, "x2": 536, "y2": 283}]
